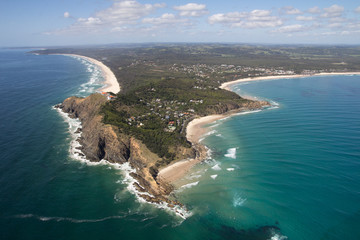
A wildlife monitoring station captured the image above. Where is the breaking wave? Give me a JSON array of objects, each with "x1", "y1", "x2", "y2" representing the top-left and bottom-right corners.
[
  {"x1": 233, "y1": 193, "x2": 247, "y2": 207},
  {"x1": 13, "y1": 213, "x2": 127, "y2": 223},
  {"x1": 224, "y1": 148, "x2": 237, "y2": 159},
  {"x1": 211, "y1": 164, "x2": 222, "y2": 171},
  {"x1": 211, "y1": 174, "x2": 218, "y2": 180}
]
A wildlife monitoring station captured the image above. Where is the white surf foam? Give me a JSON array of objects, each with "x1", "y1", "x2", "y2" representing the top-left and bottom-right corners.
[
  {"x1": 211, "y1": 164, "x2": 222, "y2": 171},
  {"x1": 271, "y1": 232, "x2": 288, "y2": 240},
  {"x1": 233, "y1": 193, "x2": 246, "y2": 207},
  {"x1": 226, "y1": 168, "x2": 235, "y2": 171},
  {"x1": 180, "y1": 181, "x2": 199, "y2": 190},
  {"x1": 210, "y1": 174, "x2": 218, "y2": 180},
  {"x1": 224, "y1": 148, "x2": 237, "y2": 159},
  {"x1": 69, "y1": 55, "x2": 105, "y2": 97},
  {"x1": 14, "y1": 213, "x2": 127, "y2": 223}
]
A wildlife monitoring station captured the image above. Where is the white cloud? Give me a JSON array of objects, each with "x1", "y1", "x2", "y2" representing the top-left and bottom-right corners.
[
  {"x1": 95, "y1": 0, "x2": 163, "y2": 25},
  {"x1": 282, "y1": 6, "x2": 301, "y2": 15},
  {"x1": 328, "y1": 23, "x2": 343, "y2": 28},
  {"x1": 355, "y1": 6, "x2": 360, "y2": 13},
  {"x1": 142, "y1": 13, "x2": 189, "y2": 25},
  {"x1": 209, "y1": 10, "x2": 282, "y2": 28},
  {"x1": 275, "y1": 24, "x2": 306, "y2": 33},
  {"x1": 51, "y1": 0, "x2": 164, "y2": 34},
  {"x1": 64, "y1": 12, "x2": 70, "y2": 18},
  {"x1": 173, "y1": 3, "x2": 209, "y2": 17},
  {"x1": 296, "y1": 16, "x2": 314, "y2": 21},
  {"x1": 321, "y1": 4, "x2": 344, "y2": 18},
  {"x1": 308, "y1": 6, "x2": 321, "y2": 14}
]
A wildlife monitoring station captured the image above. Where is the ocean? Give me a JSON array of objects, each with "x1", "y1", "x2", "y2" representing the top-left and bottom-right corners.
[{"x1": 1, "y1": 49, "x2": 359, "y2": 240}]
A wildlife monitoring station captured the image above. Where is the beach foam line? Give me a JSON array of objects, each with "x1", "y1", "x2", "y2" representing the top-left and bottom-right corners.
[
  {"x1": 60, "y1": 54, "x2": 120, "y2": 94},
  {"x1": 220, "y1": 72, "x2": 360, "y2": 90}
]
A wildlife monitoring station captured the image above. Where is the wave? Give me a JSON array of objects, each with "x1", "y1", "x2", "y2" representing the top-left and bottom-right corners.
[
  {"x1": 235, "y1": 109, "x2": 262, "y2": 116},
  {"x1": 211, "y1": 164, "x2": 222, "y2": 171},
  {"x1": 233, "y1": 193, "x2": 246, "y2": 207},
  {"x1": 13, "y1": 213, "x2": 127, "y2": 223},
  {"x1": 226, "y1": 168, "x2": 235, "y2": 171},
  {"x1": 55, "y1": 106, "x2": 87, "y2": 163},
  {"x1": 180, "y1": 181, "x2": 199, "y2": 190},
  {"x1": 270, "y1": 231, "x2": 288, "y2": 240},
  {"x1": 224, "y1": 148, "x2": 237, "y2": 159},
  {"x1": 211, "y1": 174, "x2": 218, "y2": 180},
  {"x1": 69, "y1": 55, "x2": 105, "y2": 97}
]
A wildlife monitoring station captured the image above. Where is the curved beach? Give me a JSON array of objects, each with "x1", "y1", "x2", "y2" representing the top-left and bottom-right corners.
[
  {"x1": 62, "y1": 54, "x2": 120, "y2": 94},
  {"x1": 220, "y1": 72, "x2": 360, "y2": 90}
]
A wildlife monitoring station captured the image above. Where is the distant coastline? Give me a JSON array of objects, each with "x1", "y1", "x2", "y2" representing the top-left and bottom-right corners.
[
  {"x1": 59, "y1": 54, "x2": 120, "y2": 94},
  {"x1": 220, "y1": 72, "x2": 360, "y2": 90}
]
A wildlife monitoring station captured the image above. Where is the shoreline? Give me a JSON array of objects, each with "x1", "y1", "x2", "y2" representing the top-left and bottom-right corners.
[
  {"x1": 220, "y1": 72, "x2": 360, "y2": 90},
  {"x1": 159, "y1": 71, "x2": 360, "y2": 184},
  {"x1": 60, "y1": 54, "x2": 120, "y2": 94}
]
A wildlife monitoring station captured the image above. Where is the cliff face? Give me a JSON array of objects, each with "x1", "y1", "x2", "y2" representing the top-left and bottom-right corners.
[{"x1": 57, "y1": 93, "x2": 181, "y2": 207}]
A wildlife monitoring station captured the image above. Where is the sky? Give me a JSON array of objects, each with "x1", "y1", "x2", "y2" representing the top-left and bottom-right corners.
[{"x1": 1, "y1": 0, "x2": 360, "y2": 47}]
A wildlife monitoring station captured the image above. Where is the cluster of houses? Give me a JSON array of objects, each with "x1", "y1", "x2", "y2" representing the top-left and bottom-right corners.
[
  {"x1": 170, "y1": 63, "x2": 300, "y2": 81},
  {"x1": 125, "y1": 98, "x2": 201, "y2": 132}
]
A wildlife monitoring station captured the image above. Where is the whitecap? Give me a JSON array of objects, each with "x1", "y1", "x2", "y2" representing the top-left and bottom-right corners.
[
  {"x1": 215, "y1": 133, "x2": 224, "y2": 138},
  {"x1": 271, "y1": 233, "x2": 288, "y2": 240},
  {"x1": 210, "y1": 174, "x2": 218, "y2": 180},
  {"x1": 179, "y1": 181, "x2": 199, "y2": 190},
  {"x1": 224, "y1": 148, "x2": 237, "y2": 159},
  {"x1": 226, "y1": 168, "x2": 235, "y2": 171},
  {"x1": 211, "y1": 164, "x2": 222, "y2": 171},
  {"x1": 202, "y1": 130, "x2": 217, "y2": 137},
  {"x1": 233, "y1": 193, "x2": 246, "y2": 207}
]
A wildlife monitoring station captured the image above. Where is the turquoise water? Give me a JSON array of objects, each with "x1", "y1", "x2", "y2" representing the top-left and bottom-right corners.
[
  {"x1": 179, "y1": 76, "x2": 360, "y2": 240},
  {"x1": 1, "y1": 49, "x2": 360, "y2": 239}
]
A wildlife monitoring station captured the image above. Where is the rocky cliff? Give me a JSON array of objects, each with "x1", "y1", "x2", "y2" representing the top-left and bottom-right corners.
[{"x1": 56, "y1": 93, "x2": 183, "y2": 209}]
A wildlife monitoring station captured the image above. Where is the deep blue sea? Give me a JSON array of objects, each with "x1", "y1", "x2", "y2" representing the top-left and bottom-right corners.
[{"x1": 1, "y1": 49, "x2": 360, "y2": 240}]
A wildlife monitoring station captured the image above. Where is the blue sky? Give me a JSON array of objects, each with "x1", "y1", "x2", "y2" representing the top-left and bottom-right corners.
[{"x1": 1, "y1": 0, "x2": 360, "y2": 47}]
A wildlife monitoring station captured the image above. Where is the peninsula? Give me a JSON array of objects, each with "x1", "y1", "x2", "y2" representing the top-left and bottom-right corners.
[{"x1": 32, "y1": 44, "x2": 360, "y2": 214}]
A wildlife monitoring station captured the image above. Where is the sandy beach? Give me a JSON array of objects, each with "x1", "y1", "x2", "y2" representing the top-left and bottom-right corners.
[
  {"x1": 61, "y1": 54, "x2": 120, "y2": 94},
  {"x1": 159, "y1": 71, "x2": 360, "y2": 184},
  {"x1": 220, "y1": 72, "x2": 360, "y2": 90}
]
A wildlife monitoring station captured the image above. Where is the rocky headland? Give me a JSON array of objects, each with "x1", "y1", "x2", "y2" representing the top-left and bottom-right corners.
[{"x1": 56, "y1": 92, "x2": 269, "y2": 215}]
